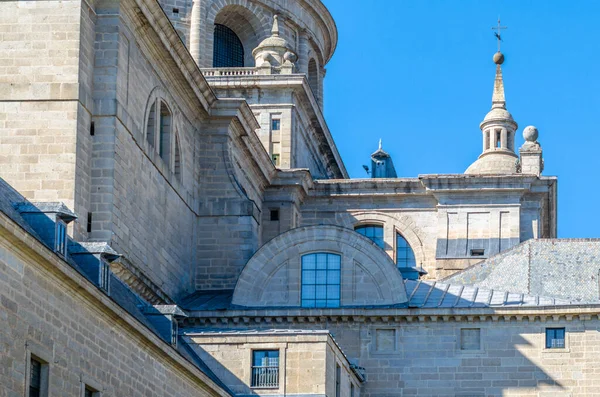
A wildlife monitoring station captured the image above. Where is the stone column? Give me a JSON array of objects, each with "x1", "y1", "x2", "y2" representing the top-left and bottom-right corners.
[
  {"x1": 483, "y1": 130, "x2": 488, "y2": 152},
  {"x1": 189, "y1": 0, "x2": 202, "y2": 66},
  {"x1": 501, "y1": 128, "x2": 507, "y2": 149}
]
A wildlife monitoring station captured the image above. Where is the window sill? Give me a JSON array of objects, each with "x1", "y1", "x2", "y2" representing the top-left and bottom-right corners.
[{"x1": 542, "y1": 348, "x2": 570, "y2": 354}]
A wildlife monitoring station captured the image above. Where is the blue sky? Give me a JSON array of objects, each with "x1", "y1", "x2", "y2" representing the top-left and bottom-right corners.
[{"x1": 322, "y1": 0, "x2": 600, "y2": 238}]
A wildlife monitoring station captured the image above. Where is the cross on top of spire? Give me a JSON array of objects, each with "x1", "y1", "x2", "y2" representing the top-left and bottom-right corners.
[{"x1": 492, "y1": 18, "x2": 508, "y2": 52}]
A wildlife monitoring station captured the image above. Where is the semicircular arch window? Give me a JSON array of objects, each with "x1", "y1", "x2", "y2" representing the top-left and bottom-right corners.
[
  {"x1": 355, "y1": 225, "x2": 384, "y2": 249},
  {"x1": 213, "y1": 24, "x2": 244, "y2": 67},
  {"x1": 396, "y1": 233, "x2": 416, "y2": 269}
]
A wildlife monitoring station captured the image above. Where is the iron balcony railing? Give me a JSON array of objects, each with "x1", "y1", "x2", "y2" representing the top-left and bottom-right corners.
[{"x1": 251, "y1": 366, "x2": 279, "y2": 388}]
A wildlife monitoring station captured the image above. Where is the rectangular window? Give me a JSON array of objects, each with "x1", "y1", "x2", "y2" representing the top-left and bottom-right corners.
[
  {"x1": 55, "y1": 219, "x2": 67, "y2": 257},
  {"x1": 350, "y1": 383, "x2": 355, "y2": 397},
  {"x1": 460, "y1": 328, "x2": 481, "y2": 351},
  {"x1": 271, "y1": 119, "x2": 281, "y2": 131},
  {"x1": 251, "y1": 350, "x2": 279, "y2": 388},
  {"x1": 470, "y1": 249, "x2": 485, "y2": 257},
  {"x1": 84, "y1": 387, "x2": 96, "y2": 397},
  {"x1": 99, "y1": 260, "x2": 110, "y2": 294},
  {"x1": 546, "y1": 328, "x2": 565, "y2": 349},
  {"x1": 271, "y1": 153, "x2": 280, "y2": 166},
  {"x1": 29, "y1": 356, "x2": 48, "y2": 397},
  {"x1": 335, "y1": 364, "x2": 341, "y2": 397},
  {"x1": 87, "y1": 212, "x2": 93, "y2": 233},
  {"x1": 301, "y1": 253, "x2": 341, "y2": 308},
  {"x1": 270, "y1": 209, "x2": 279, "y2": 221}
]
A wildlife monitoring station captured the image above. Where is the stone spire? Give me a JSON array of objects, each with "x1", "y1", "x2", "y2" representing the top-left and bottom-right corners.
[
  {"x1": 465, "y1": 51, "x2": 519, "y2": 175},
  {"x1": 271, "y1": 14, "x2": 280, "y2": 36},
  {"x1": 492, "y1": 63, "x2": 505, "y2": 109}
]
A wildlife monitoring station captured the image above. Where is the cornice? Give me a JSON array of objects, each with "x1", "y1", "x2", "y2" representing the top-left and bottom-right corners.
[{"x1": 183, "y1": 306, "x2": 600, "y2": 327}]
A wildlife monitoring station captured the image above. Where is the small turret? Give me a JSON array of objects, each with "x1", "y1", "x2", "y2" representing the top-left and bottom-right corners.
[
  {"x1": 370, "y1": 140, "x2": 397, "y2": 178},
  {"x1": 252, "y1": 15, "x2": 297, "y2": 74},
  {"x1": 465, "y1": 51, "x2": 519, "y2": 174}
]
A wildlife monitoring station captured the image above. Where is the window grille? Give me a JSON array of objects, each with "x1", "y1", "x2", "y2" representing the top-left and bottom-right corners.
[
  {"x1": 55, "y1": 219, "x2": 67, "y2": 257},
  {"x1": 213, "y1": 24, "x2": 244, "y2": 67},
  {"x1": 355, "y1": 225, "x2": 384, "y2": 249},
  {"x1": 546, "y1": 328, "x2": 566, "y2": 349},
  {"x1": 251, "y1": 350, "x2": 279, "y2": 388},
  {"x1": 301, "y1": 253, "x2": 341, "y2": 308},
  {"x1": 396, "y1": 233, "x2": 416, "y2": 268}
]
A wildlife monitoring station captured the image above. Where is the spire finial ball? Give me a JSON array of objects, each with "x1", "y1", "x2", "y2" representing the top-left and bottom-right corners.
[
  {"x1": 493, "y1": 51, "x2": 505, "y2": 65},
  {"x1": 523, "y1": 126, "x2": 539, "y2": 142}
]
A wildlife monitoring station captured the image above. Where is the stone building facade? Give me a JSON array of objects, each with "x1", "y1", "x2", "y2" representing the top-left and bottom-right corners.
[{"x1": 0, "y1": 0, "x2": 598, "y2": 396}]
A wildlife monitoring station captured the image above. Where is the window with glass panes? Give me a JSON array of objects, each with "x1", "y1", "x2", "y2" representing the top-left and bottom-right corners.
[
  {"x1": 396, "y1": 233, "x2": 416, "y2": 268},
  {"x1": 251, "y1": 350, "x2": 279, "y2": 388},
  {"x1": 355, "y1": 225, "x2": 384, "y2": 249},
  {"x1": 301, "y1": 253, "x2": 341, "y2": 308},
  {"x1": 29, "y1": 358, "x2": 42, "y2": 397},
  {"x1": 546, "y1": 328, "x2": 565, "y2": 349},
  {"x1": 213, "y1": 24, "x2": 244, "y2": 67},
  {"x1": 55, "y1": 219, "x2": 67, "y2": 257}
]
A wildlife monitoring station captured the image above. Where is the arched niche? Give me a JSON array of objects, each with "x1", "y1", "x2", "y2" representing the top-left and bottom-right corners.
[
  {"x1": 232, "y1": 225, "x2": 408, "y2": 308},
  {"x1": 208, "y1": 3, "x2": 270, "y2": 67}
]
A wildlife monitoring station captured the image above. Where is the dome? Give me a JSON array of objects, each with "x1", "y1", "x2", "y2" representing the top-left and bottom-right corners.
[
  {"x1": 482, "y1": 107, "x2": 514, "y2": 123},
  {"x1": 255, "y1": 35, "x2": 289, "y2": 50},
  {"x1": 465, "y1": 152, "x2": 519, "y2": 175}
]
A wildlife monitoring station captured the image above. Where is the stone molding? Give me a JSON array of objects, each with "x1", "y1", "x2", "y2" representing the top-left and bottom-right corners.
[
  {"x1": 336, "y1": 211, "x2": 427, "y2": 269},
  {"x1": 232, "y1": 225, "x2": 408, "y2": 307}
]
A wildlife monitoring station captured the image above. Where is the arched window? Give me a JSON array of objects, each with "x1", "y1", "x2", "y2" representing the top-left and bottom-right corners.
[
  {"x1": 213, "y1": 24, "x2": 244, "y2": 67},
  {"x1": 355, "y1": 225, "x2": 384, "y2": 249},
  {"x1": 173, "y1": 134, "x2": 181, "y2": 181},
  {"x1": 396, "y1": 233, "x2": 416, "y2": 268},
  {"x1": 308, "y1": 59, "x2": 318, "y2": 98},
  {"x1": 146, "y1": 101, "x2": 156, "y2": 147},
  {"x1": 159, "y1": 102, "x2": 172, "y2": 164},
  {"x1": 301, "y1": 253, "x2": 341, "y2": 308},
  {"x1": 146, "y1": 98, "x2": 177, "y2": 174}
]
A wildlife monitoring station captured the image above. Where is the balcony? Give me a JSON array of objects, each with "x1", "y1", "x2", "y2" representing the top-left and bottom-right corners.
[{"x1": 251, "y1": 366, "x2": 279, "y2": 388}]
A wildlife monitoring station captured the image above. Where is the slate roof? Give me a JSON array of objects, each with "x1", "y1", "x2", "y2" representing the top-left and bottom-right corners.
[
  {"x1": 443, "y1": 239, "x2": 600, "y2": 303},
  {"x1": 180, "y1": 281, "x2": 581, "y2": 312},
  {"x1": 404, "y1": 280, "x2": 574, "y2": 308}
]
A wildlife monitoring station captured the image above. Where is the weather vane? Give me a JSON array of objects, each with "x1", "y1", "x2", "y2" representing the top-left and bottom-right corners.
[{"x1": 492, "y1": 17, "x2": 507, "y2": 52}]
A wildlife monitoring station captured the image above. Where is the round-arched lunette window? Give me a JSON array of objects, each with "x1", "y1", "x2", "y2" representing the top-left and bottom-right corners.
[
  {"x1": 300, "y1": 253, "x2": 341, "y2": 308},
  {"x1": 213, "y1": 24, "x2": 244, "y2": 67},
  {"x1": 355, "y1": 225, "x2": 384, "y2": 249},
  {"x1": 396, "y1": 233, "x2": 417, "y2": 269}
]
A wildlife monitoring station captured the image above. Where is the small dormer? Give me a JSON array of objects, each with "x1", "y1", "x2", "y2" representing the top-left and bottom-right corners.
[
  {"x1": 14, "y1": 202, "x2": 77, "y2": 258},
  {"x1": 143, "y1": 305, "x2": 187, "y2": 347},
  {"x1": 69, "y1": 242, "x2": 121, "y2": 294}
]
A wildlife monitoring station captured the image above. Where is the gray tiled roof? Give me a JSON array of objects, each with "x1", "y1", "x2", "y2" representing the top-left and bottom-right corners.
[
  {"x1": 443, "y1": 239, "x2": 600, "y2": 303},
  {"x1": 404, "y1": 280, "x2": 574, "y2": 308}
]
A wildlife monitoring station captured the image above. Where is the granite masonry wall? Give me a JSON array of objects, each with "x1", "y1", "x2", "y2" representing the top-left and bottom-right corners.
[{"x1": 0, "y1": 216, "x2": 227, "y2": 397}]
